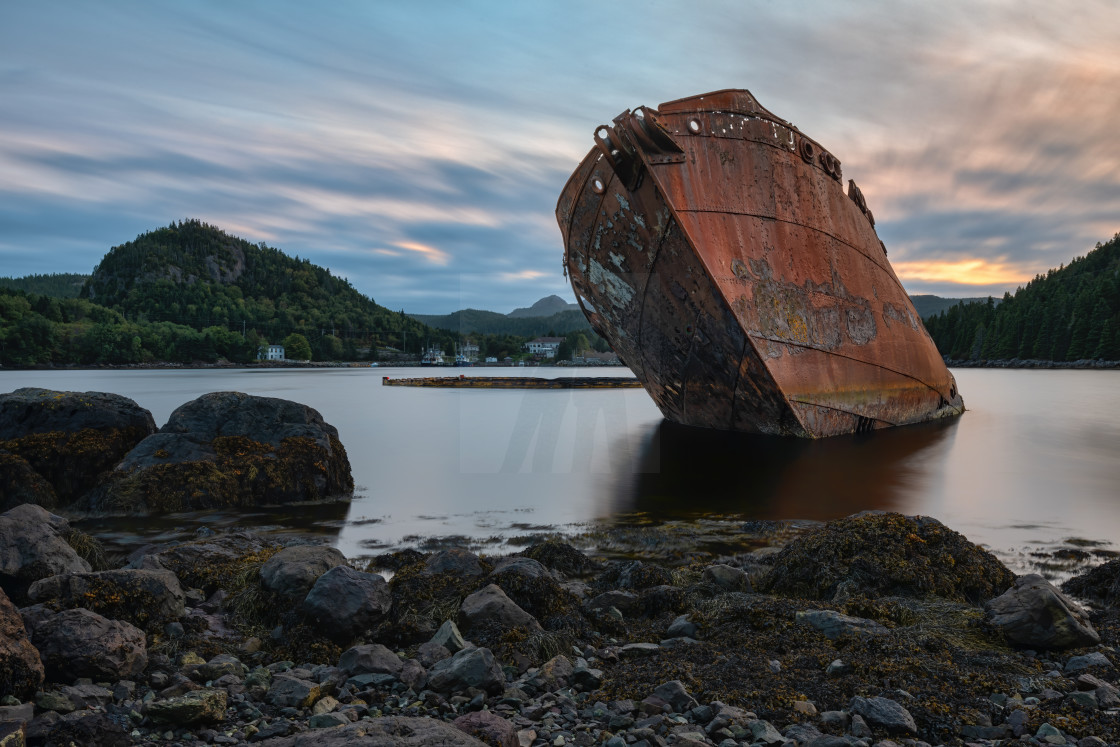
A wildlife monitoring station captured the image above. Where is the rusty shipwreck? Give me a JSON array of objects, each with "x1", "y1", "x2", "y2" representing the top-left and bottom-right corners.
[{"x1": 556, "y1": 89, "x2": 963, "y2": 438}]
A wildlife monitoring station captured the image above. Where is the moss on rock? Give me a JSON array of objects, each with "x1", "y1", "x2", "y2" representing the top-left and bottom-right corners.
[{"x1": 758, "y1": 513, "x2": 1015, "y2": 604}]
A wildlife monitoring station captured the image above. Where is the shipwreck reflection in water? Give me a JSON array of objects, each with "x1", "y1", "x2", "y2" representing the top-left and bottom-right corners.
[{"x1": 619, "y1": 416, "x2": 960, "y2": 522}]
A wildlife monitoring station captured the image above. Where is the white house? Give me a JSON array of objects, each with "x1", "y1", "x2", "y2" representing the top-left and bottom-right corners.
[
  {"x1": 259, "y1": 344, "x2": 285, "y2": 361},
  {"x1": 525, "y1": 337, "x2": 564, "y2": 358}
]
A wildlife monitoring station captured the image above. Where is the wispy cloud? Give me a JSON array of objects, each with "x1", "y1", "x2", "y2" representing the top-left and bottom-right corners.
[{"x1": 393, "y1": 240, "x2": 451, "y2": 266}]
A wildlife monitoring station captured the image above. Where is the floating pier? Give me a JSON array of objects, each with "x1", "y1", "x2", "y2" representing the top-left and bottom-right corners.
[{"x1": 381, "y1": 376, "x2": 642, "y2": 389}]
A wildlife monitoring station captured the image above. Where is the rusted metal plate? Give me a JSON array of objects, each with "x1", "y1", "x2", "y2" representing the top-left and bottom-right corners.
[{"x1": 556, "y1": 89, "x2": 963, "y2": 438}]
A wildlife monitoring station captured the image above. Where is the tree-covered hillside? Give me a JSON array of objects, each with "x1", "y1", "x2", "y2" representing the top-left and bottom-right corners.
[
  {"x1": 0, "y1": 273, "x2": 88, "y2": 298},
  {"x1": 925, "y1": 233, "x2": 1120, "y2": 361},
  {"x1": 82, "y1": 220, "x2": 443, "y2": 359},
  {"x1": 0, "y1": 220, "x2": 467, "y2": 366}
]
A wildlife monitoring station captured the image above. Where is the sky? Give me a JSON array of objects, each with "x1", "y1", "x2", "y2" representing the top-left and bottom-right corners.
[{"x1": 2, "y1": 1, "x2": 1118, "y2": 314}]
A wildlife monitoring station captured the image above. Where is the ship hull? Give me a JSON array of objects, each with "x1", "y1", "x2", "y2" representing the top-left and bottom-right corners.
[{"x1": 556, "y1": 89, "x2": 963, "y2": 438}]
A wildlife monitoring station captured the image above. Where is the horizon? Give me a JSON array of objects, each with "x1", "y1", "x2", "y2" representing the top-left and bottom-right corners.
[{"x1": 3, "y1": 2, "x2": 1119, "y2": 314}]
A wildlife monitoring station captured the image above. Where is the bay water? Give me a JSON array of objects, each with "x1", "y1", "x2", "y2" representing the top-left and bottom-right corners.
[{"x1": 3, "y1": 366, "x2": 1118, "y2": 575}]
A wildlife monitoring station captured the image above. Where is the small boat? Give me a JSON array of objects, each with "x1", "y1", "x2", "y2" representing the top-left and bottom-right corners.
[
  {"x1": 556, "y1": 89, "x2": 963, "y2": 438},
  {"x1": 420, "y1": 347, "x2": 445, "y2": 366}
]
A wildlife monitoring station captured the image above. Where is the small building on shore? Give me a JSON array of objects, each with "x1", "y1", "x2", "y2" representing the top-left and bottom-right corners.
[
  {"x1": 259, "y1": 344, "x2": 285, "y2": 361},
  {"x1": 526, "y1": 337, "x2": 563, "y2": 359}
]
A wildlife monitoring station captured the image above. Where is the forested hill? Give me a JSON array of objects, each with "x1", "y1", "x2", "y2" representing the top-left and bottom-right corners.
[
  {"x1": 83, "y1": 219, "x2": 444, "y2": 358},
  {"x1": 410, "y1": 308, "x2": 590, "y2": 336},
  {"x1": 924, "y1": 233, "x2": 1120, "y2": 361},
  {"x1": 0, "y1": 273, "x2": 88, "y2": 298}
]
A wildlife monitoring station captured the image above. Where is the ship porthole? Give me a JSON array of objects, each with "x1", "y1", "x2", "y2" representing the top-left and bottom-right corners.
[
  {"x1": 688, "y1": 118, "x2": 702, "y2": 134},
  {"x1": 591, "y1": 176, "x2": 605, "y2": 194}
]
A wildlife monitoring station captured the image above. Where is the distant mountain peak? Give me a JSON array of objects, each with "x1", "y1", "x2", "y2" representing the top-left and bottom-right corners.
[{"x1": 508, "y1": 295, "x2": 579, "y2": 318}]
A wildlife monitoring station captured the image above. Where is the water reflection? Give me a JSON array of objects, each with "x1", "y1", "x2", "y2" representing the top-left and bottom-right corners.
[
  {"x1": 74, "y1": 500, "x2": 350, "y2": 558},
  {"x1": 620, "y1": 416, "x2": 960, "y2": 522}
]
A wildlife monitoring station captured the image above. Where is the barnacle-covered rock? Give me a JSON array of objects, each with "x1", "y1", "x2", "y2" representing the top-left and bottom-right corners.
[
  {"x1": 0, "y1": 388, "x2": 156, "y2": 507},
  {"x1": 759, "y1": 512, "x2": 1014, "y2": 604},
  {"x1": 86, "y1": 392, "x2": 352, "y2": 513}
]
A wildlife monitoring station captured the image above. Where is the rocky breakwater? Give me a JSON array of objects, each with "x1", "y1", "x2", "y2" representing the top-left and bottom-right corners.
[{"x1": 4, "y1": 511, "x2": 1120, "y2": 746}]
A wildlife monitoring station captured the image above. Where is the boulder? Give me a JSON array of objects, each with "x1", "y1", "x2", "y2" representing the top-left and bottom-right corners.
[
  {"x1": 338, "y1": 644, "x2": 403, "y2": 678},
  {"x1": 0, "y1": 504, "x2": 91, "y2": 601},
  {"x1": 653, "y1": 680, "x2": 699, "y2": 713},
  {"x1": 517, "y1": 540, "x2": 599, "y2": 577},
  {"x1": 0, "y1": 450, "x2": 57, "y2": 511},
  {"x1": 0, "y1": 586, "x2": 43, "y2": 700},
  {"x1": 702, "y1": 564, "x2": 752, "y2": 592},
  {"x1": 138, "y1": 532, "x2": 273, "y2": 594},
  {"x1": 87, "y1": 392, "x2": 352, "y2": 513},
  {"x1": 260, "y1": 545, "x2": 347, "y2": 600},
  {"x1": 596, "y1": 560, "x2": 673, "y2": 591},
  {"x1": 32, "y1": 607, "x2": 147, "y2": 681},
  {"x1": 427, "y1": 646, "x2": 505, "y2": 695},
  {"x1": 458, "y1": 584, "x2": 540, "y2": 637},
  {"x1": 488, "y1": 556, "x2": 577, "y2": 621},
  {"x1": 197, "y1": 653, "x2": 248, "y2": 681},
  {"x1": 795, "y1": 610, "x2": 889, "y2": 640},
  {"x1": 0, "y1": 388, "x2": 156, "y2": 507},
  {"x1": 453, "y1": 710, "x2": 518, "y2": 747},
  {"x1": 985, "y1": 574, "x2": 1100, "y2": 649},
  {"x1": 760, "y1": 512, "x2": 1015, "y2": 603},
  {"x1": 146, "y1": 688, "x2": 227, "y2": 726},
  {"x1": 266, "y1": 676, "x2": 322, "y2": 708},
  {"x1": 252, "y1": 716, "x2": 489, "y2": 746},
  {"x1": 28, "y1": 568, "x2": 184, "y2": 629},
  {"x1": 430, "y1": 620, "x2": 469, "y2": 654},
  {"x1": 302, "y1": 565, "x2": 391, "y2": 641},
  {"x1": 1062, "y1": 558, "x2": 1120, "y2": 608},
  {"x1": 424, "y1": 548, "x2": 486, "y2": 578},
  {"x1": 847, "y1": 696, "x2": 918, "y2": 735}
]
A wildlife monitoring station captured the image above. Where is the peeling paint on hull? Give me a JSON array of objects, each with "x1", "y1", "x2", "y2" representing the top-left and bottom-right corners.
[{"x1": 555, "y1": 89, "x2": 964, "y2": 438}]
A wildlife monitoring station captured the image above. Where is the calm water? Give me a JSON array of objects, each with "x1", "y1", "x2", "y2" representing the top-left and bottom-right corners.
[{"x1": 2, "y1": 366, "x2": 1118, "y2": 574}]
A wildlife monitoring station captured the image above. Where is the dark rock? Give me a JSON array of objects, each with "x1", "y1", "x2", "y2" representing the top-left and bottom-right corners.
[
  {"x1": 28, "y1": 568, "x2": 184, "y2": 628},
  {"x1": 458, "y1": 584, "x2": 540, "y2": 637},
  {"x1": 702, "y1": 564, "x2": 752, "y2": 592},
  {"x1": 847, "y1": 696, "x2": 917, "y2": 735},
  {"x1": 453, "y1": 710, "x2": 518, "y2": 747},
  {"x1": 597, "y1": 560, "x2": 673, "y2": 591},
  {"x1": 309, "y1": 712, "x2": 351, "y2": 728},
  {"x1": 259, "y1": 544, "x2": 346, "y2": 600},
  {"x1": 584, "y1": 590, "x2": 640, "y2": 614},
  {"x1": 0, "y1": 504, "x2": 90, "y2": 601},
  {"x1": 58, "y1": 683, "x2": 113, "y2": 709},
  {"x1": 985, "y1": 573, "x2": 1100, "y2": 649},
  {"x1": 424, "y1": 548, "x2": 486, "y2": 578},
  {"x1": 418, "y1": 641, "x2": 452, "y2": 667},
  {"x1": 430, "y1": 620, "x2": 469, "y2": 654},
  {"x1": 301, "y1": 565, "x2": 391, "y2": 641},
  {"x1": 0, "y1": 586, "x2": 42, "y2": 700},
  {"x1": 0, "y1": 450, "x2": 57, "y2": 511},
  {"x1": 653, "y1": 680, "x2": 698, "y2": 713},
  {"x1": 795, "y1": 610, "x2": 889, "y2": 640},
  {"x1": 266, "y1": 676, "x2": 322, "y2": 708},
  {"x1": 760, "y1": 512, "x2": 1015, "y2": 603},
  {"x1": 32, "y1": 607, "x2": 147, "y2": 681},
  {"x1": 30, "y1": 710, "x2": 130, "y2": 747},
  {"x1": 141, "y1": 531, "x2": 272, "y2": 594},
  {"x1": 666, "y1": 614, "x2": 698, "y2": 639},
  {"x1": 0, "y1": 388, "x2": 156, "y2": 507},
  {"x1": 532, "y1": 655, "x2": 573, "y2": 690},
  {"x1": 488, "y1": 556, "x2": 577, "y2": 620},
  {"x1": 338, "y1": 643, "x2": 403, "y2": 677},
  {"x1": 251, "y1": 715, "x2": 489, "y2": 745},
  {"x1": 89, "y1": 391, "x2": 352, "y2": 513},
  {"x1": 518, "y1": 540, "x2": 599, "y2": 577},
  {"x1": 427, "y1": 646, "x2": 505, "y2": 695},
  {"x1": 1062, "y1": 558, "x2": 1120, "y2": 608},
  {"x1": 146, "y1": 688, "x2": 228, "y2": 726},
  {"x1": 198, "y1": 653, "x2": 248, "y2": 681},
  {"x1": 1065, "y1": 651, "x2": 1113, "y2": 673}
]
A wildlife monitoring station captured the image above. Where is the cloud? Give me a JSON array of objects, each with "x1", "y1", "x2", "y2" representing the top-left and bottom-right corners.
[
  {"x1": 892, "y1": 258, "x2": 1034, "y2": 287},
  {"x1": 392, "y1": 240, "x2": 451, "y2": 266}
]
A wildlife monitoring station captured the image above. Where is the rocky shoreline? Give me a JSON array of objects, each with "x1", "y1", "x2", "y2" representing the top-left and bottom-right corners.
[
  {"x1": 2, "y1": 506, "x2": 1120, "y2": 747},
  {"x1": 5, "y1": 387, "x2": 1120, "y2": 747}
]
